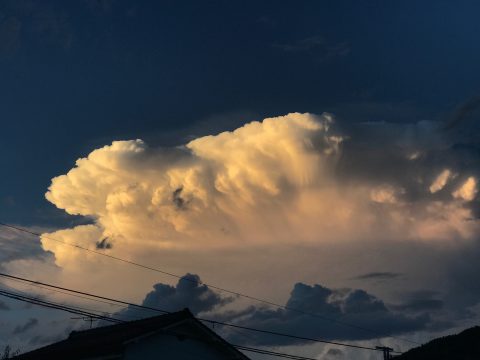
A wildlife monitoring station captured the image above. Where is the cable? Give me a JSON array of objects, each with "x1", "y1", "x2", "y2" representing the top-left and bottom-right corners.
[
  {"x1": 0, "y1": 289, "x2": 122, "y2": 324},
  {"x1": 0, "y1": 272, "x2": 167, "y2": 315},
  {"x1": 0, "y1": 221, "x2": 419, "y2": 345},
  {"x1": 0, "y1": 277, "x2": 163, "y2": 324},
  {"x1": 0, "y1": 272, "x2": 402, "y2": 354},
  {"x1": 0, "y1": 289, "x2": 374, "y2": 360},
  {"x1": 1, "y1": 276, "x2": 129, "y2": 310}
]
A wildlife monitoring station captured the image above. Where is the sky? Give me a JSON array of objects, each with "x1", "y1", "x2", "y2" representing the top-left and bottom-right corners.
[{"x1": 1, "y1": 1, "x2": 480, "y2": 359}]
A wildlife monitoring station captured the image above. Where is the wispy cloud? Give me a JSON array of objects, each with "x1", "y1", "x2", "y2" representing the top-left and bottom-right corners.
[
  {"x1": 13, "y1": 318, "x2": 38, "y2": 335},
  {"x1": 352, "y1": 272, "x2": 403, "y2": 281},
  {"x1": 273, "y1": 35, "x2": 326, "y2": 52},
  {"x1": 272, "y1": 35, "x2": 350, "y2": 61}
]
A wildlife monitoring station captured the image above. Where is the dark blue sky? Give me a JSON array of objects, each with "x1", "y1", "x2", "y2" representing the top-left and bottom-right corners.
[{"x1": 1, "y1": 0, "x2": 480, "y2": 226}]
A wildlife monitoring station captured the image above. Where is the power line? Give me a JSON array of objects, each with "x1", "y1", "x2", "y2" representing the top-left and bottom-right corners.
[
  {"x1": 0, "y1": 288, "x2": 122, "y2": 324},
  {"x1": 1, "y1": 275, "x2": 131, "y2": 310},
  {"x1": 0, "y1": 288, "x2": 385, "y2": 360},
  {"x1": 0, "y1": 272, "x2": 401, "y2": 354},
  {"x1": 0, "y1": 221, "x2": 419, "y2": 346},
  {"x1": 0, "y1": 272, "x2": 166, "y2": 315}
]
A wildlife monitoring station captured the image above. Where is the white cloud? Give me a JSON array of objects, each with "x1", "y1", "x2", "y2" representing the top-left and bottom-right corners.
[
  {"x1": 452, "y1": 177, "x2": 478, "y2": 201},
  {"x1": 41, "y1": 113, "x2": 480, "y2": 263},
  {"x1": 429, "y1": 169, "x2": 452, "y2": 193},
  {"x1": 370, "y1": 185, "x2": 405, "y2": 204}
]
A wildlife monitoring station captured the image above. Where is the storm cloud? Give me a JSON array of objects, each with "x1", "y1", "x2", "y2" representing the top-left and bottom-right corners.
[
  {"x1": 41, "y1": 113, "x2": 479, "y2": 266},
  {"x1": 218, "y1": 282, "x2": 429, "y2": 345},
  {"x1": 116, "y1": 273, "x2": 233, "y2": 321}
]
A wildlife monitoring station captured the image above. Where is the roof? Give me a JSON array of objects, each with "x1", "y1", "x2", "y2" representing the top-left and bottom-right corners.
[{"x1": 15, "y1": 309, "x2": 249, "y2": 360}]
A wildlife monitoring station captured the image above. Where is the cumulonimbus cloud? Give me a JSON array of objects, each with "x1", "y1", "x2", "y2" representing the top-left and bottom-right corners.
[{"x1": 40, "y1": 112, "x2": 479, "y2": 268}]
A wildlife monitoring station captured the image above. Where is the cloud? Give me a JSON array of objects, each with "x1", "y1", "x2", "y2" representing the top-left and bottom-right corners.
[
  {"x1": 429, "y1": 169, "x2": 453, "y2": 193},
  {"x1": 0, "y1": 227, "x2": 54, "y2": 271},
  {"x1": 108, "y1": 274, "x2": 430, "y2": 346},
  {"x1": 41, "y1": 113, "x2": 479, "y2": 268},
  {"x1": 273, "y1": 35, "x2": 326, "y2": 52},
  {"x1": 116, "y1": 273, "x2": 233, "y2": 321},
  {"x1": 95, "y1": 237, "x2": 112, "y2": 250},
  {"x1": 0, "y1": 301, "x2": 9, "y2": 311},
  {"x1": 218, "y1": 282, "x2": 428, "y2": 345},
  {"x1": 452, "y1": 177, "x2": 477, "y2": 201},
  {"x1": 323, "y1": 348, "x2": 344, "y2": 359},
  {"x1": 28, "y1": 333, "x2": 65, "y2": 346},
  {"x1": 444, "y1": 95, "x2": 480, "y2": 130},
  {"x1": 353, "y1": 272, "x2": 403, "y2": 281},
  {"x1": 13, "y1": 318, "x2": 38, "y2": 335},
  {"x1": 394, "y1": 299, "x2": 444, "y2": 313},
  {"x1": 272, "y1": 36, "x2": 350, "y2": 62}
]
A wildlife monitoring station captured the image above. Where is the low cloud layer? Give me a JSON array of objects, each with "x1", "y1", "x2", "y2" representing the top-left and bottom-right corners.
[
  {"x1": 112, "y1": 274, "x2": 430, "y2": 345},
  {"x1": 219, "y1": 282, "x2": 429, "y2": 345}
]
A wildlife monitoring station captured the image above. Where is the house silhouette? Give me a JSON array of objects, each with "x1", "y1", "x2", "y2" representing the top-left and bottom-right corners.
[{"x1": 15, "y1": 309, "x2": 250, "y2": 360}]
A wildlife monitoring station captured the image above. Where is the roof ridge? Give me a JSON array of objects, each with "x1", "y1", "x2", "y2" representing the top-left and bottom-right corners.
[{"x1": 68, "y1": 308, "x2": 193, "y2": 338}]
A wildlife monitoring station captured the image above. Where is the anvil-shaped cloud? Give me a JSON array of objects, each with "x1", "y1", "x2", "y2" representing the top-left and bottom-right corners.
[{"x1": 41, "y1": 113, "x2": 478, "y2": 268}]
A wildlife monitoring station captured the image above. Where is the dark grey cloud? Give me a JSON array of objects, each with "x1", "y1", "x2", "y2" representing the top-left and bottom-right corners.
[
  {"x1": 0, "y1": 300, "x2": 9, "y2": 311},
  {"x1": 353, "y1": 272, "x2": 403, "y2": 281},
  {"x1": 443, "y1": 241, "x2": 480, "y2": 313},
  {"x1": 218, "y1": 282, "x2": 429, "y2": 345},
  {"x1": 444, "y1": 95, "x2": 480, "y2": 130},
  {"x1": 95, "y1": 237, "x2": 112, "y2": 250},
  {"x1": 172, "y1": 187, "x2": 188, "y2": 210},
  {"x1": 394, "y1": 299, "x2": 444, "y2": 313},
  {"x1": 335, "y1": 110, "x2": 480, "y2": 212},
  {"x1": 0, "y1": 229, "x2": 54, "y2": 270},
  {"x1": 324, "y1": 348, "x2": 344, "y2": 359},
  {"x1": 28, "y1": 332, "x2": 66, "y2": 346},
  {"x1": 272, "y1": 35, "x2": 350, "y2": 62},
  {"x1": 321, "y1": 42, "x2": 350, "y2": 62},
  {"x1": 393, "y1": 291, "x2": 444, "y2": 314},
  {"x1": 13, "y1": 318, "x2": 38, "y2": 335},
  {"x1": 115, "y1": 273, "x2": 233, "y2": 321}
]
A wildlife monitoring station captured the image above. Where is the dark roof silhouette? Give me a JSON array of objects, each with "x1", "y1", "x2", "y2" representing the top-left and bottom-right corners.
[{"x1": 15, "y1": 309, "x2": 249, "y2": 360}]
